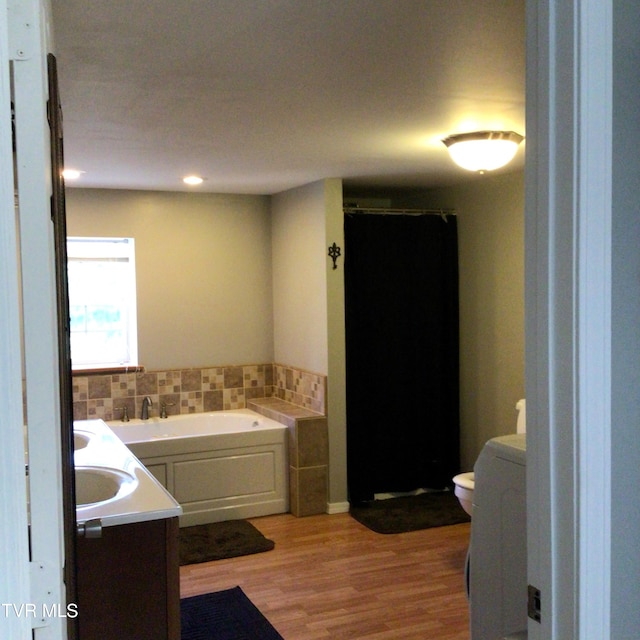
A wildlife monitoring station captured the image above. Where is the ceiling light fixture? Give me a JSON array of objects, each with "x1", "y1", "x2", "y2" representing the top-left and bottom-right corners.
[
  {"x1": 442, "y1": 131, "x2": 524, "y2": 172},
  {"x1": 183, "y1": 175, "x2": 204, "y2": 186}
]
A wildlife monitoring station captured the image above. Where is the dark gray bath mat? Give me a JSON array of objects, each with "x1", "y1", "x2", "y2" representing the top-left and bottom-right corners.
[
  {"x1": 350, "y1": 490, "x2": 470, "y2": 534},
  {"x1": 179, "y1": 519, "x2": 275, "y2": 565}
]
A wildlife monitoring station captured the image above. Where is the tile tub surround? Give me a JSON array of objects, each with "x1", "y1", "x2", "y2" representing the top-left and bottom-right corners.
[
  {"x1": 249, "y1": 397, "x2": 328, "y2": 517},
  {"x1": 72, "y1": 363, "x2": 326, "y2": 422}
]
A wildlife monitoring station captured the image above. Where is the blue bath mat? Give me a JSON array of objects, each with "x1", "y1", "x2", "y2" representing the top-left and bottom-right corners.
[{"x1": 181, "y1": 586, "x2": 284, "y2": 640}]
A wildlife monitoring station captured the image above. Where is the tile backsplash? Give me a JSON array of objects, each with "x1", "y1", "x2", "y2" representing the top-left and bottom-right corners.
[{"x1": 72, "y1": 363, "x2": 326, "y2": 422}]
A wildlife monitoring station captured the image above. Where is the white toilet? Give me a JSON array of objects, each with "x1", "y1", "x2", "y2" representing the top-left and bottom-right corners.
[
  {"x1": 452, "y1": 399, "x2": 526, "y2": 516},
  {"x1": 452, "y1": 470, "x2": 475, "y2": 516}
]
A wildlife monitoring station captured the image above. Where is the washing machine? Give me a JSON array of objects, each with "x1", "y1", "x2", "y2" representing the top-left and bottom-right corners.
[{"x1": 469, "y1": 434, "x2": 527, "y2": 639}]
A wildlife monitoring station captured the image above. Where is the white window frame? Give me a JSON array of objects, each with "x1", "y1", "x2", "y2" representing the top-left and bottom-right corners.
[{"x1": 67, "y1": 236, "x2": 138, "y2": 370}]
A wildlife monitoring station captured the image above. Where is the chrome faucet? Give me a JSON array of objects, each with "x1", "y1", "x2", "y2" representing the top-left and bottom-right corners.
[
  {"x1": 160, "y1": 401, "x2": 175, "y2": 419},
  {"x1": 140, "y1": 396, "x2": 153, "y2": 420}
]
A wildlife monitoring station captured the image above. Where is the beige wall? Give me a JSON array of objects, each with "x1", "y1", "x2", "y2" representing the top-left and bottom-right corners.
[
  {"x1": 66, "y1": 175, "x2": 523, "y2": 498},
  {"x1": 271, "y1": 179, "x2": 347, "y2": 506},
  {"x1": 271, "y1": 181, "x2": 329, "y2": 375},
  {"x1": 324, "y1": 179, "x2": 348, "y2": 506},
  {"x1": 425, "y1": 170, "x2": 525, "y2": 469},
  {"x1": 65, "y1": 188, "x2": 273, "y2": 370}
]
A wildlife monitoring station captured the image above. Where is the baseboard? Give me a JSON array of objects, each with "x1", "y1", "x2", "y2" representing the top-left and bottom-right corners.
[{"x1": 326, "y1": 501, "x2": 350, "y2": 514}]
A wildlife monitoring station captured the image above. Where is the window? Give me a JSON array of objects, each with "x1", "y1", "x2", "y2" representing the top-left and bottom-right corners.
[{"x1": 67, "y1": 237, "x2": 138, "y2": 370}]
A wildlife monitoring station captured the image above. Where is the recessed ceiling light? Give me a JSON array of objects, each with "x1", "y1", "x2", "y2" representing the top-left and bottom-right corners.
[
  {"x1": 183, "y1": 175, "x2": 204, "y2": 186},
  {"x1": 62, "y1": 168, "x2": 84, "y2": 180}
]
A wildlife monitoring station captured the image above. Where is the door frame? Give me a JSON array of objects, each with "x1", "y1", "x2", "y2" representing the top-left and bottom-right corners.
[{"x1": 525, "y1": 0, "x2": 614, "y2": 636}]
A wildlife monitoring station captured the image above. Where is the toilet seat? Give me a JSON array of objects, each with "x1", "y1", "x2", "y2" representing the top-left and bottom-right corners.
[
  {"x1": 453, "y1": 472, "x2": 474, "y2": 490},
  {"x1": 453, "y1": 472, "x2": 474, "y2": 516}
]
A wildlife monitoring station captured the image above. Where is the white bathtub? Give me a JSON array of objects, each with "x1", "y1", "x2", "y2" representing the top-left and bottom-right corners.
[{"x1": 109, "y1": 409, "x2": 289, "y2": 526}]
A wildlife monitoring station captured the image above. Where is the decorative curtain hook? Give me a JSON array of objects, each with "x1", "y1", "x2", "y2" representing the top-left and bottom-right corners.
[{"x1": 328, "y1": 243, "x2": 341, "y2": 269}]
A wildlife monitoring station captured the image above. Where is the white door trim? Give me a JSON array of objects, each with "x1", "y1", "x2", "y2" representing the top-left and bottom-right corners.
[
  {"x1": 525, "y1": 0, "x2": 613, "y2": 637},
  {"x1": 0, "y1": 1, "x2": 33, "y2": 637}
]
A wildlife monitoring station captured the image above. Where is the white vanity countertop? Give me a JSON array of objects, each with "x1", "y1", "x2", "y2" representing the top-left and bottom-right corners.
[{"x1": 73, "y1": 419, "x2": 182, "y2": 527}]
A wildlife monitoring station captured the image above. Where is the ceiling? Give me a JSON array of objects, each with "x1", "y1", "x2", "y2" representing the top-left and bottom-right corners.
[{"x1": 50, "y1": 0, "x2": 525, "y2": 196}]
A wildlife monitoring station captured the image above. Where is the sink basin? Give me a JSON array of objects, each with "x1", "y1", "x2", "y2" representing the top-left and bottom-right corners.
[
  {"x1": 74, "y1": 431, "x2": 91, "y2": 451},
  {"x1": 75, "y1": 466, "x2": 138, "y2": 507}
]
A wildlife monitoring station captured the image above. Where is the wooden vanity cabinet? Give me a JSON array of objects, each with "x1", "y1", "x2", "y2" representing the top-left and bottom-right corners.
[{"x1": 75, "y1": 516, "x2": 180, "y2": 640}]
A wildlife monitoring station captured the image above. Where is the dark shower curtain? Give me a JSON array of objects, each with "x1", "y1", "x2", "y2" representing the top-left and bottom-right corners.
[{"x1": 344, "y1": 211, "x2": 459, "y2": 504}]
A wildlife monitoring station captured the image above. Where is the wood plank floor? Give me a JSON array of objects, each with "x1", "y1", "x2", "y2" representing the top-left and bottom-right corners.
[{"x1": 180, "y1": 512, "x2": 471, "y2": 639}]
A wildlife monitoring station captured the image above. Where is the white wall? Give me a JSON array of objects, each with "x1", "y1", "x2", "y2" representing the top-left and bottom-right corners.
[
  {"x1": 271, "y1": 180, "x2": 329, "y2": 375},
  {"x1": 65, "y1": 188, "x2": 273, "y2": 370}
]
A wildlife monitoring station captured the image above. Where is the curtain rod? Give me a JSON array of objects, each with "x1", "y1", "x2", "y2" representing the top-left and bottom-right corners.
[{"x1": 343, "y1": 207, "x2": 456, "y2": 216}]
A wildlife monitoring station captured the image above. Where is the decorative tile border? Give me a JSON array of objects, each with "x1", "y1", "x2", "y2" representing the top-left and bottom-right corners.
[
  {"x1": 273, "y1": 364, "x2": 326, "y2": 414},
  {"x1": 72, "y1": 362, "x2": 325, "y2": 422}
]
